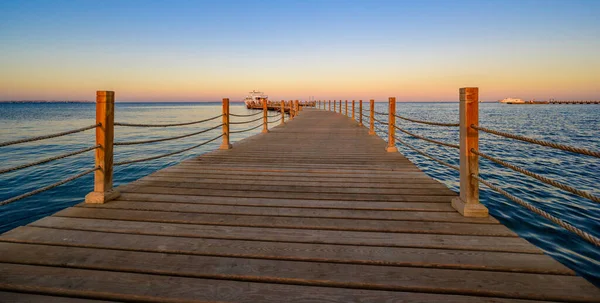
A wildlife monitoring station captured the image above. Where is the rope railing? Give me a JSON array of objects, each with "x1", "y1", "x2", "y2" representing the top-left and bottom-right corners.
[
  {"x1": 473, "y1": 174, "x2": 600, "y2": 247},
  {"x1": 374, "y1": 110, "x2": 387, "y2": 116},
  {"x1": 473, "y1": 149, "x2": 599, "y2": 203},
  {"x1": 394, "y1": 125, "x2": 459, "y2": 149},
  {"x1": 230, "y1": 123, "x2": 263, "y2": 134},
  {"x1": 0, "y1": 166, "x2": 99, "y2": 206},
  {"x1": 374, "y1": 125, "x2": 388, "y2": 134},
  {"x1": 229, "y1": 116, "x2": 263, "y2": 125},
  {"x1": 268, "y1": 116, "x2": 283, "y2": 124},
  {"x1": 395, "y1": 135, "x2": 459, "y2": 171},
  {"x1": 114, "y1": 134, "x2": 223, "y2": 166},
  {"x1": 0, "y1": 145, "x2": 100, "y2": 175},
  {"x1": 114, "y1": 124, "x2": 223, "y2": 146},
  {"x1": 394, "y1": 114, "x2": 459, "y2": 127},
  {"x1": 114, "y1": 114, "x2": 223, "y2": 128},
  {"x1": 373, "y1": 117, "x2": 387, "y2": 125},
  {"x1": 472, "y1": 125, "x2": 600, "y2": 158},
  {"x1": 267, "y1": 113, "x2": 282, "y2": 118},
  {"x1": 230, "y1": 112, "x2": 262, "y2": 118},
  {"x1": 0, "y1": 124, "x2": 99, "y2": 148}
]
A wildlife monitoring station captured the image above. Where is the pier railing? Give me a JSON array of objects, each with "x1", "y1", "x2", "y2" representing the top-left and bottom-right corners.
[
  {"x1": 0, "y1": 94, "x2": 309, "y2": 207},
  {"x1": 316, "y1": 89, "x2": 600, "y2": 247}
]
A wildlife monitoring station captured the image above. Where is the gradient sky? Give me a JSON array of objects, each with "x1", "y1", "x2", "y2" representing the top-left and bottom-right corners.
[{"x1": 1, "y1": 0, "x2": 599, "y2": 101}]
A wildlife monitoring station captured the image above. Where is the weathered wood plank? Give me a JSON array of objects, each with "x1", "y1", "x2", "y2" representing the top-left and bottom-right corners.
[
  {"x1": 141, "y1": 175, "x2": 450, "y2": 189},
  {"x1": 2, "y1": 243, "x2": 596, "y2": 302},
  {"x1": 80, "y1": 200, "x2": 496, "y2": 224},
  {"x1": 0, "y1": 227, "x2": 574, "y2": 275},
  {"x1": 0, "y1": 292, "x2": 115, "y2": 302},
  {"x1": 29, "y1": 217, "x2": 539, "y2": 253},
  {"x1": 114, "y1": 194, "x2": 455, "y2": 209},
  {"x1": 118, "y1": 185, "x2": 457, "y2": 203},
  {"x1": 0, "y1": 263, "x2": 557, "y2": 303},
  {"x1": 126, "y1": 179, "x2": 457, "y2": 196},
  {"x1": 60, "y1": 207, "x2": 515, "y2": 236}
]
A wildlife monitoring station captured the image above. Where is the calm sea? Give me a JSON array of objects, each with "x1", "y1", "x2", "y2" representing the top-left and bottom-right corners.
[{"x1": 0, "y1": 101, "x2": 598, "y2": 285}]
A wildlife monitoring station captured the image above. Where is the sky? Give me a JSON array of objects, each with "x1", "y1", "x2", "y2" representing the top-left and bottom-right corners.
[{"x1": 1, "y1": 0, "x2": 599, "y2": 102}]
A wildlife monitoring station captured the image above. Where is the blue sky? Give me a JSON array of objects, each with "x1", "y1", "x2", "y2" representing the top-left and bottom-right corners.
[{"x1": 1, "y1": 0, "x2": 599, "y2": 101}]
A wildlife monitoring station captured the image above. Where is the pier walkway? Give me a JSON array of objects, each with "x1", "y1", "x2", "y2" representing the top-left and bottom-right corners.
[{"x1": 1, "y1": 108, "x2": 599, "y2": 302}]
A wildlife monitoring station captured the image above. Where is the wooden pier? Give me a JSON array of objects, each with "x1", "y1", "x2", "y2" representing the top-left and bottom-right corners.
[{"x1": 1, "y1": 106, "x2": 599, "y2": 302}]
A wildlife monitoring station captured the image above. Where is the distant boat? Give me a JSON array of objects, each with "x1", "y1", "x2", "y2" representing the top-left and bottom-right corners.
[
  {"x1": 499, "y1": 98, "x2": 525, "y2": 104},
  {"x1": 244, "y1": 90, "x2": 268, "y2": 109}
]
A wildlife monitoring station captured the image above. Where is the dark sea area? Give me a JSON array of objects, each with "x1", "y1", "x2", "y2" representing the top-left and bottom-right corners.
[{"x1": 0, "y1": 101, "x2": 598, "y2": 286}]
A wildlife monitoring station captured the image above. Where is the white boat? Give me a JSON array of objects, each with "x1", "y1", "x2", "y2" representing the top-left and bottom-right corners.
[
  {"x1": 499, "y1": 98, "x2": 525, "y2": 104},
  {"x1": 244, "y1": 90, "x2": 268, "y2": 108}
]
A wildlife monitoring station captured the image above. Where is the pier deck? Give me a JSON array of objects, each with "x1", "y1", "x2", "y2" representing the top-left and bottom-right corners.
[{"x1": 1, "y1": 109, "x2": 598, "y2": 302}]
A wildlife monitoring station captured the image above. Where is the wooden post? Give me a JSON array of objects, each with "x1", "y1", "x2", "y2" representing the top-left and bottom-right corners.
[
  {"x1": 280, "y1": 100, "x2": 285, "y2": 124},
  {"x1": 289, "y1": 100, "x2": 294, "y2": 120},
  {"x1": 295, "y1": 100, "x2": 299, "y2": 115},
  {"x1": 329, "y1": 100, "x2": 331, "y2": 111},
  {"x1": 451, "y1": 87, "x2": 488, "y2": 218},
  {"x1": 359, "y1": 100, "x2": 363, "y2": 126},
  {"x1": 369, "y1": 99, "x2": 375, "y2": 135},
  {"x1": 219, "y1": 98, "x2": 232, "y2": 150},
  {"x1": 338, "y1": 100, "x2": 342, "y2": 113},
  {"x1": 386, "y1": 97, "x2": 398, "y2": 152},
  {"x1": 345, "y1": 100, "x2": 348, "y2": 116},
  {"x1": 352, "y1": 100, "x2": 355, "y2": 120},
  {"x1": 262, "y1": 98, "x2": 269, "y2": 133},
  {"x1": 334, "y1": 99, "x2": 336, "y2": 112},
  {"x1": 85, "y1": 91, "x2": 119, "y2": 204}
]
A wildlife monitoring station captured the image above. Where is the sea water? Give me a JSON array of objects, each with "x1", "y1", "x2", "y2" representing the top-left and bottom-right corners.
[{"x1": 0, "y1": 101, "x2": 598, "y2": 285}]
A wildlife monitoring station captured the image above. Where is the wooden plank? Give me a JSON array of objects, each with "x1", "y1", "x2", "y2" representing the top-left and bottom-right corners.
[
  {"x1": 60, "y1": 207, "x2": 515, "y2": 236},
  {"x1": 118, "y1": 185, "x2": 457, "y2": 203},
  {"x1": 141, "y1": 175, "x2": 450, "y2": 189},
  {"x1": 126, "y1": 179, "x2": 458, "y2": 196},
  {"x1": 80, "y1": 199, "x2": 495, "y2": 224},
  {"x1": 0, "y1": 226, "x2": 574, "y2": 275},
  {"x1": 1, "y1": 243, "x2": 596, "y2": 302},
  {"x1": 28, "y1": 217, "x2": 539, "y2": 253},
  {"x1": 115, "y1": 193, "x2": 456, "y2": 209},
  {"x1": 0, "y1": 263, "x2": 555, "y2": 303},
  {"x1": 0, "y1": 292, "x2": 114, "y2": 302},
  {"x1": 149, "y1": 170, "x2": 438, "y2": 182}
]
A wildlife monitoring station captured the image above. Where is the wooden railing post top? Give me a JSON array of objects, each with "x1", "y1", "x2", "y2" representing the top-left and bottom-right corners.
[{"x1": 96, "y1": 91, "x2": 114, "y2": 99}]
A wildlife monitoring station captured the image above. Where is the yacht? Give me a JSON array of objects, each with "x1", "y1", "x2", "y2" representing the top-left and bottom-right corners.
[
  {"x1": 499, "y1": 98, "x2": 525, "y2": 104},
  {"x1": 244, "y1": 90, "x2": 268, "y2": 108}
]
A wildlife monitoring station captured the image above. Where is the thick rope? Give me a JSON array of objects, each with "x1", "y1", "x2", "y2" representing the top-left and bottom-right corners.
[
  {"x1": 0, "y1": 167, "x2": 99, "y2": 206},
  {"x1": 473, "y1": 125, "x2": 600, "y2": 158},
  {"x1": 114, "y1": 134, "x2": 223, "y2": 166},
  {"x1": 229, "y1": 116, "x2": 263, "y2": 125},
  {"x1": 374, "y1": 125, "x2": 388, "y2": 135},
  {"x1": 0, "y1": 145, "x2": 100, "y2": 175},
  {"x1": 230, "y1": 112, "x2": 262, "y2": 117},
  {"x1": 114, "y1": 114, "x2": 222, "y2": 128},
  {"x1": 395, "y1": 136, "x2": 459, "y2": 171},
  {"x1": 0, "y1": 124, "x2": 99, "y2": 148},
  {"x1": 473, "y1": 174, "x2": 600, "y2": 247},
  {"x1": 373, "y1": 117, "x2": 387, "y2": 125},
  {"x1": 267, "y1": 113, "x2": 282, "y2": 118},
  {"x1": 394, "y1": 114, "x2": 459, "y2": 127},
  {"x1": 474, "y1": 149, "x2": 599, "y2": 203},
  {"x1": 374, "y1": 111, "x2": 387, "y2": 116},
  {"x1": 114, "y1": 124, "x2": 223, "y2": 146},
  {"x1": 394, "y1": 126, "x2": 459, "y2": 149},
  {"x1": 230, "y1": 123, "x2": 263, "y2": 134},
  {"x1": 268, "y1": 117, "x2": 283, "y2": 124}
]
